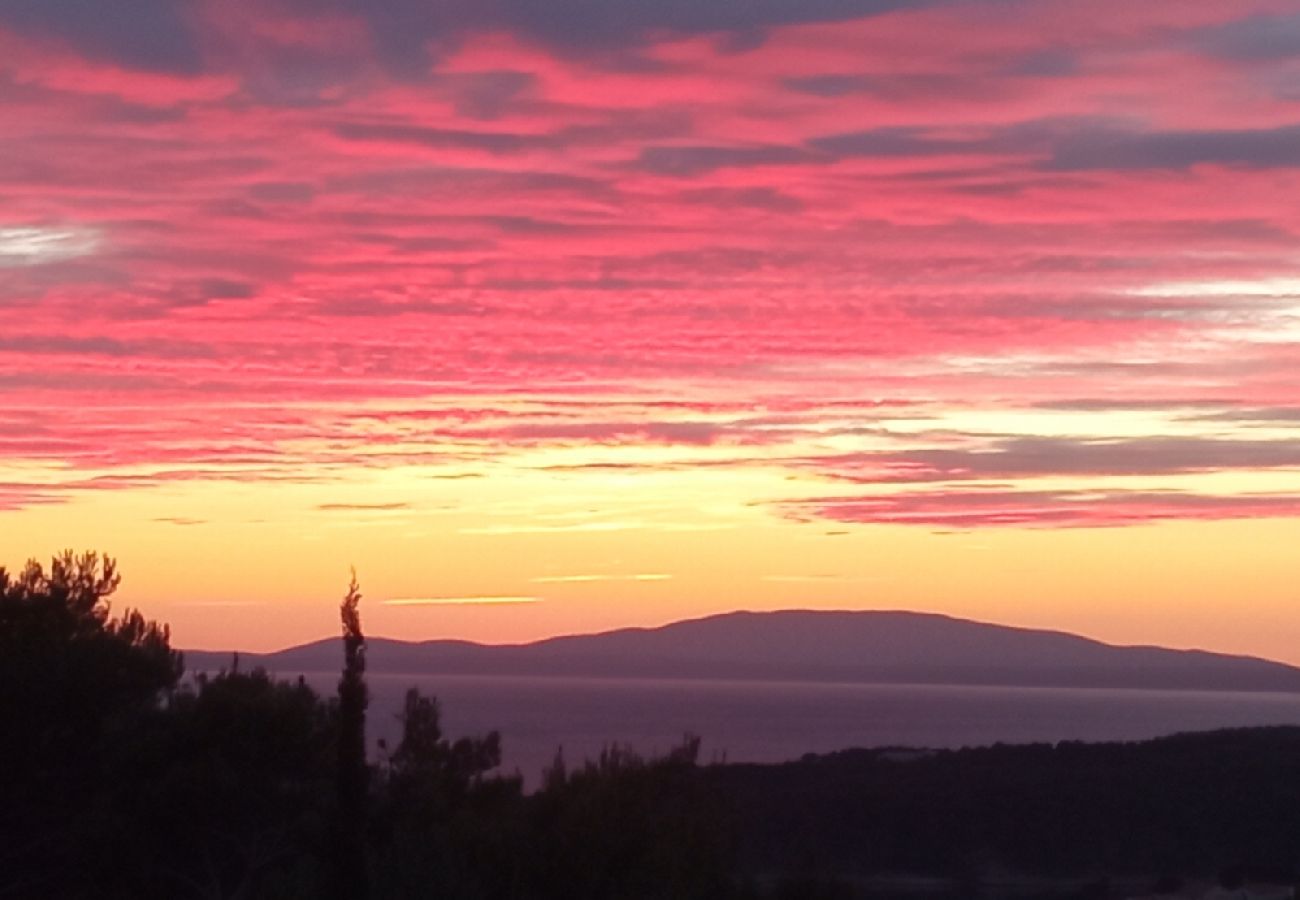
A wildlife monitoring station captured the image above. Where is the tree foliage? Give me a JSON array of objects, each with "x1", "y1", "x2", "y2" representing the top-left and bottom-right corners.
[
  {"x1": 335, "y1": 571, "x2": 370, "y2": 900},
  {"x1": 135, "y1": 669, "x2": 336, "y2": 899},
  {"x1": 17, "y1": 552, "x2": 1295, "y2": 898},
  {"x1": 0, "y1": 551, "x2": 181, "y2": 726},
  {"x1": 526, "y1": 736, "x2": 733, "y2": 900},
  {"x1": 0, "y1": 552, "x2": 184, "y2": 898}
]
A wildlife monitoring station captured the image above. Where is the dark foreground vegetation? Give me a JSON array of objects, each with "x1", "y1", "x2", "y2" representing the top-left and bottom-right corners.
[{"x1": 4, "y1": 553, "x2": 1299, "y2": 899}]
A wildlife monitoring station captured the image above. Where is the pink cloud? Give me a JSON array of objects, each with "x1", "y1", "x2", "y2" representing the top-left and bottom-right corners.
[
  {"x1": 777, "y1": 489, "x2": 1300, "y2": 529},
  {"x1": 1, "y1": 0, "x2": 1298, "y2": 526}
]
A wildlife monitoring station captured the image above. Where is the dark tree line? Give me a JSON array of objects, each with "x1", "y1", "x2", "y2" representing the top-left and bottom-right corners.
[
  {"x1": 6, "y1": 552, "x2": 1300, "y2": 900},
  {"x1": 0, "y1": 553, "x2": 729, "y2": 900},
  {"x1": 717, "y1": 730, "x2": 1300, "y2": 888}
]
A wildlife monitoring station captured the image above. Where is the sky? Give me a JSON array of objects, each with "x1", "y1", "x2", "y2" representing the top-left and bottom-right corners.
[{"x1": 2, "y1": 0, "x2": 1299, "y2": 660}]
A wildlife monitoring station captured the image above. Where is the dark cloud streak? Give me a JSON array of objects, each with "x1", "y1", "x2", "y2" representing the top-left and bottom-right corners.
[
  {"x1": 1194, "y1": 13, "x2": 1300, "y2": 62},
  {"x1": 813, "y1": 435, "x2": 1300, "y2": 483},
  {"x1": 0, "y1": 0, "x2": 203, "y2": 72},
  {"x1": 0, "y1": 0, "x2": 943, "y2": 74},
  {"x1": 1047, "y1": 124, "x2": 1300, "y2": 171}
]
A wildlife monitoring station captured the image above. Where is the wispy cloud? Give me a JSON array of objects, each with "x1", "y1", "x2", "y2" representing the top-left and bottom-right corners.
[
  {"x1": 316, "y1": 502, "x2": 411, "y2": 512},
  {"x1": 383, "y1": 596, "x2": 542, "y2": 606},
  {"x1": 460, "y1": 522, "x2": 733, "y2": 535},
  {"x1": 0, "y1": 226, "x2": 99, "y2": 266},
  {"x1": 531, "y1": 574, "x2": 671, "y2": 583},
  {"x1": 777, "y1": 489, "x2": 1300, "y2": 529},
  {"x1": 171, "y1": 600, "x2": 266, "y2": 608}
]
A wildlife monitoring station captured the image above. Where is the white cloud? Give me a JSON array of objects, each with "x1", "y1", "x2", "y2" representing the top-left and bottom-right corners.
[
  {"x1": 1131, "y1": 277, "x2": 1300, "y2": 298},
  {"x1": 0, "y1": 226, "x2": 99, "y2": 266}
]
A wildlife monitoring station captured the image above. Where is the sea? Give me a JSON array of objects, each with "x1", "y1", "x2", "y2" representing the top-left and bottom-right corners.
[{"x1": 291, "y1": 671, "x2": 1300, "y2": 787}]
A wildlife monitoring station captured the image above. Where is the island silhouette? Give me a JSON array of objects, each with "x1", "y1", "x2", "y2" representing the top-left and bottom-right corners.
[{"x1": 188, "y1": 609, "x2": 1300, "y2": 693}]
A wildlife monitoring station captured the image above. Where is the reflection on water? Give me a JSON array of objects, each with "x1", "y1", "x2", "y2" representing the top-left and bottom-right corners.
[{"x1": 291, "y1": 672, "x2": 1300, "y2": 787}]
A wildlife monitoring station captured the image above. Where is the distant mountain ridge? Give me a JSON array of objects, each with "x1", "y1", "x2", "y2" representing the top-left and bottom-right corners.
[{"x1": 185, "y1": 610, "x2": 1300, "y2": 693}]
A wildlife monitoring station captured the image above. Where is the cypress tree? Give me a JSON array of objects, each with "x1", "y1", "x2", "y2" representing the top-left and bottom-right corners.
[{"x1": 335, "y1": 571, "x2": 368, "y2": 900}]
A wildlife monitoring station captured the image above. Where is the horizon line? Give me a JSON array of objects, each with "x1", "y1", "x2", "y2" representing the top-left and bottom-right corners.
[{"x1": 176, "y1": 606, "x2": 1285, "y2": 666}]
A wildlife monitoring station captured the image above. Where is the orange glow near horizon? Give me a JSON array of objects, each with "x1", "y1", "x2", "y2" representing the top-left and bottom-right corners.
[{"x1": 6, "y1": 473, "x2": 1300, "y2": 664}]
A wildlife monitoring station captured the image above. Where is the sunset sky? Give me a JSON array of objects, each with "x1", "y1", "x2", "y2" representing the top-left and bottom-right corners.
[{"x1": 2, "y1": 0, "x2": 1299, "y2": 659}]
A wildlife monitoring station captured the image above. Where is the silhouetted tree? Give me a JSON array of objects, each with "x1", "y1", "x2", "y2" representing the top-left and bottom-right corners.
[
  {"x1": 0, "y1": 551, "x2": 183, "y2": 897},
  {"x1": 528, "y1": 735, "x2": 734, "y2": 900},
  {"x1": 335, "y1": 571, "x2": 369, "y2": 900},
  {"x1": 370, "y1": 689, "x2": 520, "y2": 899},
  {"x1": 138, "y1": 668, "x2": 335, "y2": 899},
  {"x1": 384, "y1": 689, "x2": 504, "y2": 806},
  {"x1": 0, "y1": 551, "x2": 181, "y2": 735}
]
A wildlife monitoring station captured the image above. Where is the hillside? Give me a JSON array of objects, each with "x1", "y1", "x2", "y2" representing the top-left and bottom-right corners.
[{"x1": 185, "y1": 609, "x2": 1300, "y2": 692}]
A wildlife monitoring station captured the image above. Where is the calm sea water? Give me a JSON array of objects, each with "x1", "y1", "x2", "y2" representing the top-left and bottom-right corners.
[{"x1": 295, "y1": 672, "x2": 1300, "y2": 786}]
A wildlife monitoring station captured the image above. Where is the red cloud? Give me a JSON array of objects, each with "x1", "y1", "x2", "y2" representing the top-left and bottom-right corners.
[{"x1": 1, "y1": 0, "x2": 1298, "y2": 526}]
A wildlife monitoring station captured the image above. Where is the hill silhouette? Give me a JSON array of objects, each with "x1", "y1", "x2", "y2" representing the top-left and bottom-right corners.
[{"x1": 186, "y1": 609, "x2": 1300, "y2": 692}]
